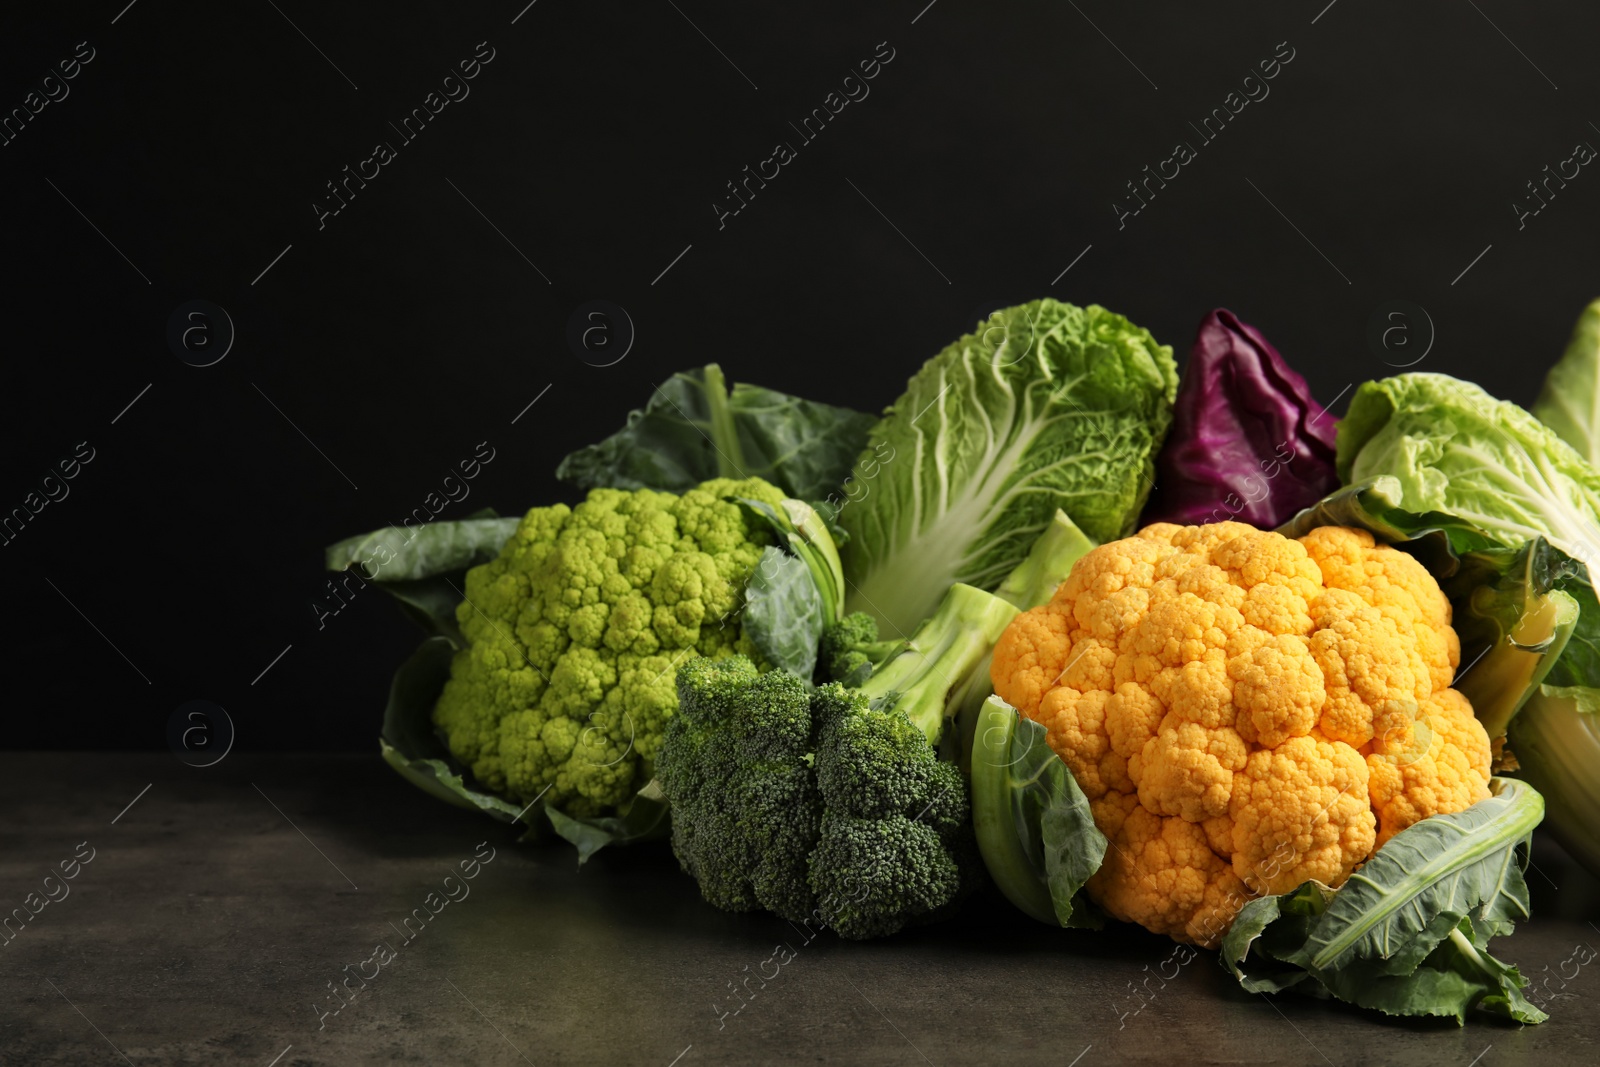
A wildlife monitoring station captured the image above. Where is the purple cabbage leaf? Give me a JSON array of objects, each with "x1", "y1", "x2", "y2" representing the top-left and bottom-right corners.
[{"x1": 1142, "y1": 309, "x2": 1338, "y2": 529}]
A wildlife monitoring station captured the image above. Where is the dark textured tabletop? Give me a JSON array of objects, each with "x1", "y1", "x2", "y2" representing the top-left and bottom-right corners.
[{"x1": 5, "y1": 752, "x2": 1600, "y2": 1066}]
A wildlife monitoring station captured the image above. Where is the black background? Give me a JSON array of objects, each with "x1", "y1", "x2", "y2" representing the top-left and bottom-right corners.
[{"x1": 4, "y1": 0, "x2": 1597, "y2": 751}]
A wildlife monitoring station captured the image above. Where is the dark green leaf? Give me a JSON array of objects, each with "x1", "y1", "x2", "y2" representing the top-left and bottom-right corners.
[
  {"x1": 742, "y1": 546, "x2": 826, "y2": 679},
  {"x1": 1316, "y1": 926, "x2": 1544, "y2": 1024},
  {"x1": 736, "y1": 496, "x2": 846, "y2": 625},
  {"x1": 555, "y1": 364, "x2": 877, "y2": 501},
  {"x1": 325, "y1": 511, "x2": 519, "y2": 582},
  {"x1": 1540, "y1": 574, "x2": 1600, "y2": 698},
  {"x1": 1220, "y1": 779, "x2": 1548, "y2": 1024},
  {"x1": 369, "y1": 578, "x2": 474, "y2": 644},
  {"x1": 544, "y1": 779, "x2": 671, "y2": 865},
  {"x1": 970, "y1": 696, "x2": 1105, "y2": 928},
  {"x1": 1294, "y1": 778, "x2": 1541, "y2": 971},
  {"x1": 1223, "y1": 882, "x2": 1332, "y2": 994},
  {"x1": 326, "y1": 511, "x2": 519, "y2": 642}
]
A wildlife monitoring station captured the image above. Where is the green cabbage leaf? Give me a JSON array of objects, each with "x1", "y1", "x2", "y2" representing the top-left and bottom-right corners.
[
  {"x1": 1337, "y1": 373, "x2": 1600, "y2": 567},
  {"x1": 839, "y1": 300, "x2": 1177, "y2": 635},
  {"x1": 1533, "y1": 298, "x2": 1600, "y2": 468},
  {"x1": 1221, "y1": 778, "x2": 1547, "y2": 1025}
]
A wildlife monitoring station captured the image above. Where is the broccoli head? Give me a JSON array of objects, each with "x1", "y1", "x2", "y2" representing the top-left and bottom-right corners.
[
  {"x1": 657, "y1": 659, "x2": 979, "y2": 939},
  {"x1": 657, "y1": 658, "x2": 819, "y2": 918},
  {"x1": 431, "y1": 477, "x2": 787, "y2": 820}
]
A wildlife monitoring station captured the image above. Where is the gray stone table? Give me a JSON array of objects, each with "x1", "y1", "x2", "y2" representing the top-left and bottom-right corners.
[{"x1": 5, "y1": 753, "x2": 1599, "y2": 1066}]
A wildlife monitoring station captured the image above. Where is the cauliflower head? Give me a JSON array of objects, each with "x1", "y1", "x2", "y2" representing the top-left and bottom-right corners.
[
  {"x1": 990, "y1": 522, "x2": 1491, "y2": 947},
  {"x1": 433, "y1": 477, "x2": 787, "y2": 818}
]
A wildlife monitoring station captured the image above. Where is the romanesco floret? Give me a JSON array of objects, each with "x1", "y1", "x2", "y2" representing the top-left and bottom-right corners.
[{"x1": 432, "y1": 477, "x2": 786, "y2": 818}]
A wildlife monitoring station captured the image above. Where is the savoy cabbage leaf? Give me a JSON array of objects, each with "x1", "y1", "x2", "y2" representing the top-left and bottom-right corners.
[
  {"x1": 1534, "y1": 299, "x2": 1600, "y2": 468},
  {"x1": 838, "y1": 300, "x2": 1177, "y2": 634},
  {"x1": 1338, "y1": 373, "x2": 1600, "y2": 568}
]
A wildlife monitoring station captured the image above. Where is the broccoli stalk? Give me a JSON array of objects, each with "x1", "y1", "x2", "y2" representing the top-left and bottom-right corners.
[
  {"x1": 993, "y1": 509, "x2": 1095, "y2": 610},
  {"x1": 856, "y1": 583, "x2": 1020, "y2": 745},
  {"x1": 820, "y1": 509, "x2": 1094, "y2": 754},
  {"x1": 656, "y1": 657, "x2": 979, "y2": 940},
  {"x1": 818, "y1": 612, "x2": 905, "y2": 687}
]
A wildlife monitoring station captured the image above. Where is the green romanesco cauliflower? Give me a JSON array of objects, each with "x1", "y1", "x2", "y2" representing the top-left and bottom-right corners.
[{"x1": 432, "y1": 477, "x2": 787, "y2": 818}]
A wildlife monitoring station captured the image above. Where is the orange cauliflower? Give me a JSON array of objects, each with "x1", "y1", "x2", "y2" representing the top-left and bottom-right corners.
[{"x1": 990, "y1": 522, "x2": 1491, "y2": 948}]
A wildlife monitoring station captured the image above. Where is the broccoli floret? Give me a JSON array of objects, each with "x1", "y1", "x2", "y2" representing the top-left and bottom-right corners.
[
  {"x1": 810, "y1": 813, "x2": 962, "y2": 940},
  {"x1": 819, "y1": 612, "x2": 902, "y2": 686},
  {"x1": 658, "y1": 658, "x2": 819, "y2": 920},
  {"x1": 813, "y1": 683, "x2": 934, "y2": 819},
  {"x1": 810, "y1": 684, "x2": 976, "y2": 938},
  {"x1": 673, "y1": 654, "x2": 758, "y2": 725},
  {"x1": 741, "y1": 766, "x2": 821, "y2": 919},
  {"x1": 658, "y1": 660, "x2": 979, "y2": 939}
]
